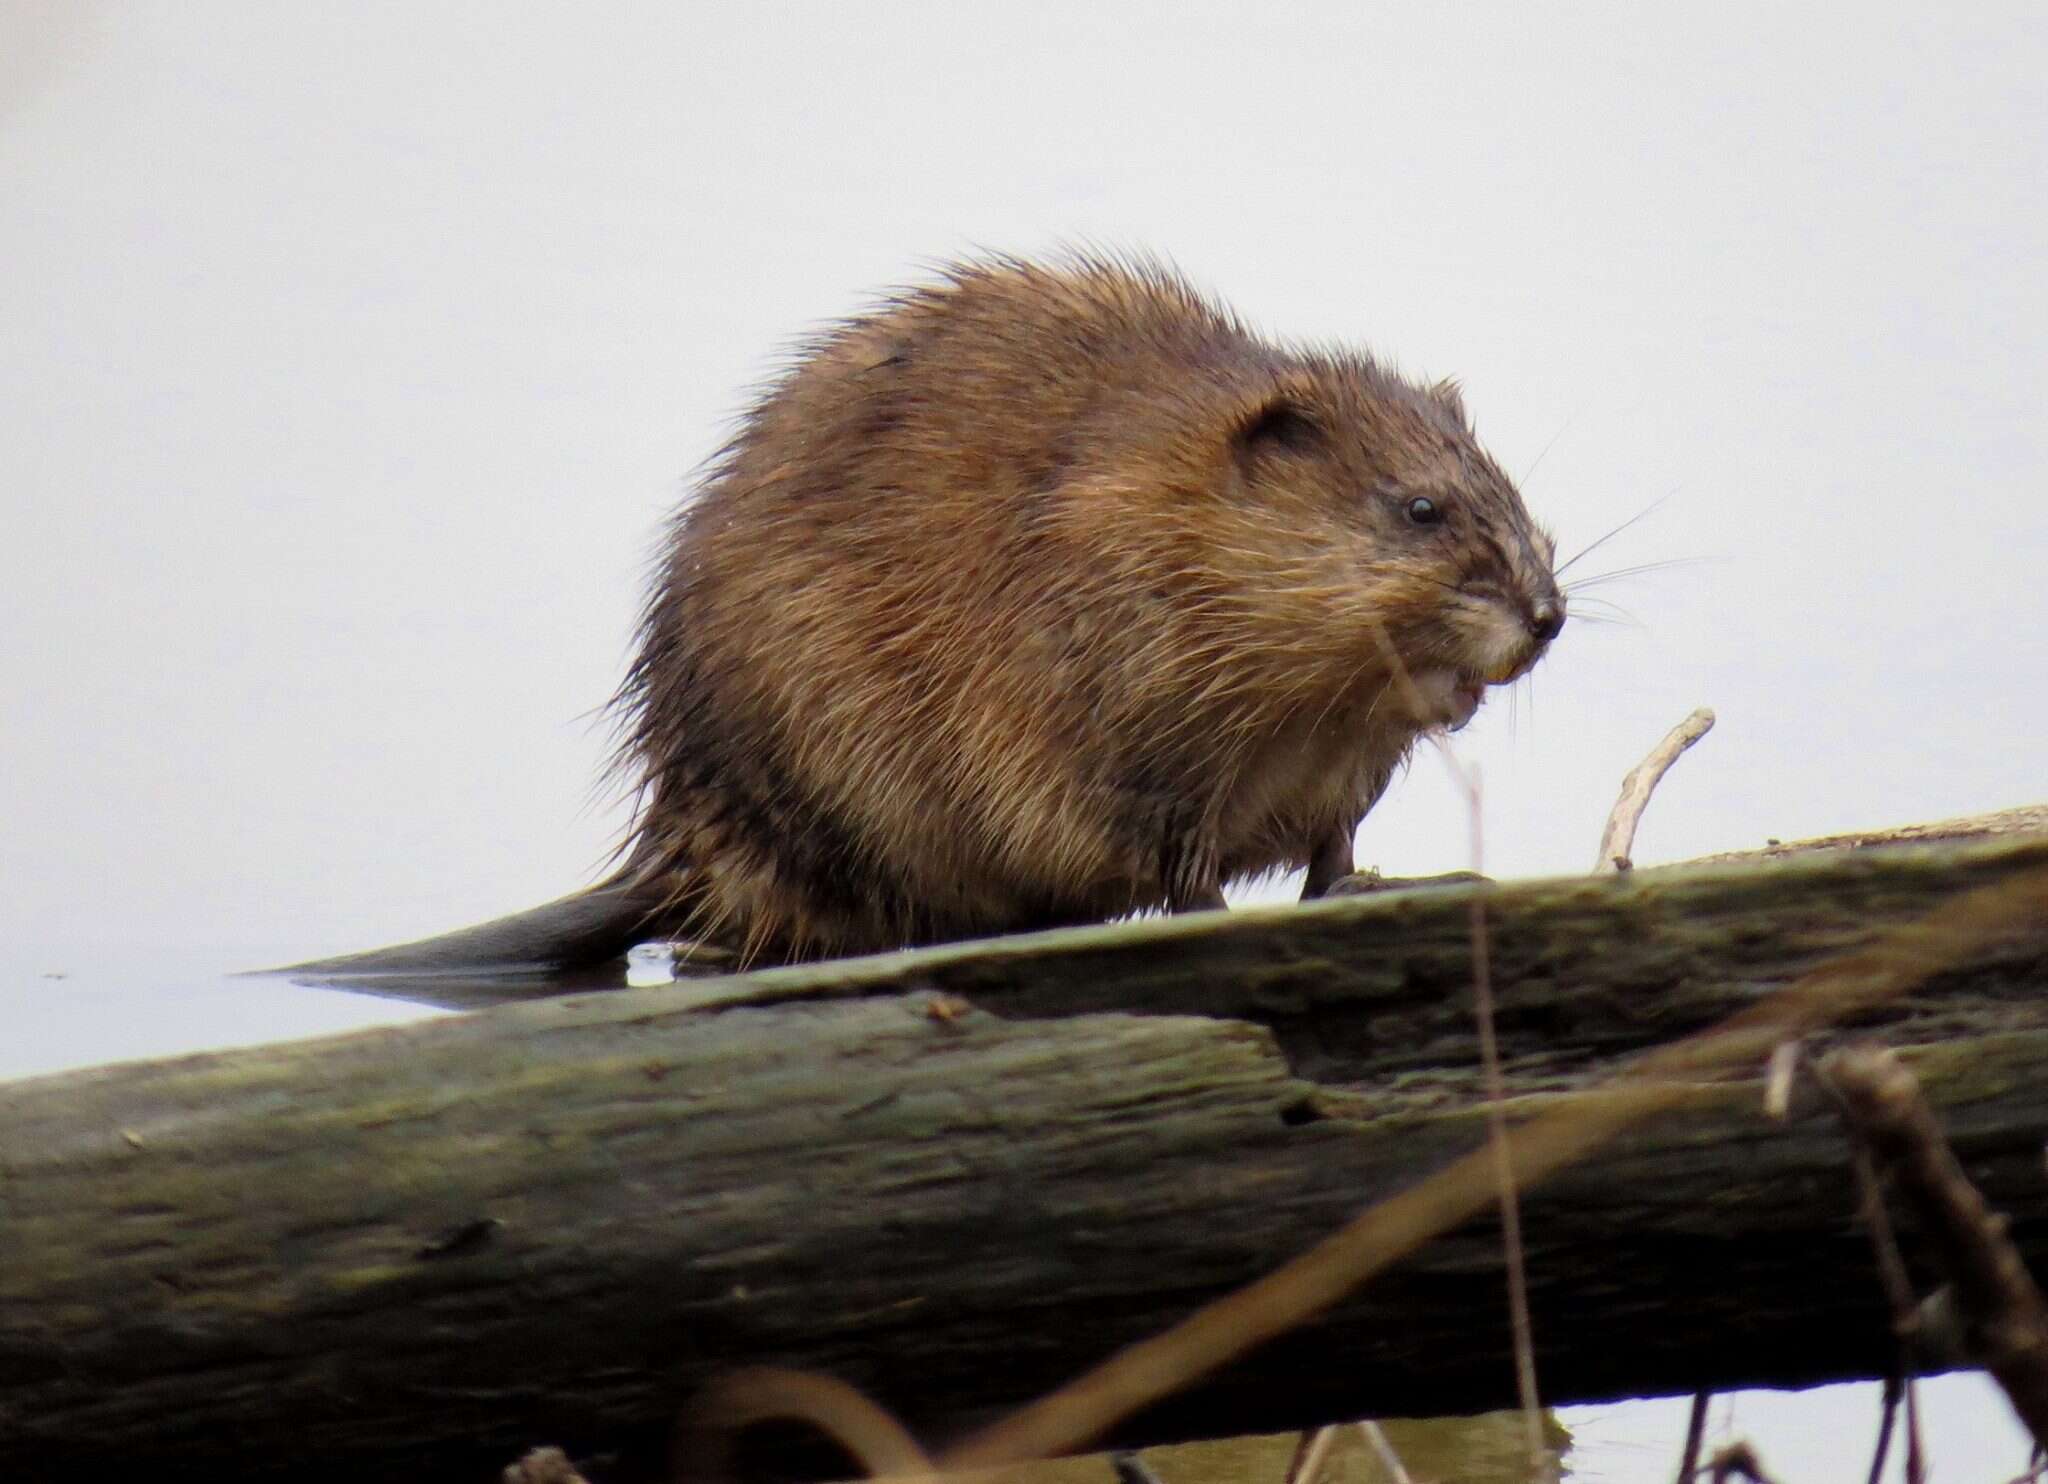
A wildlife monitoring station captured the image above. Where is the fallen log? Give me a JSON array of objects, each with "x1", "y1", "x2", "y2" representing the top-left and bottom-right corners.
[{"x1": 3, "y1": 811, "x2": 2047, "y2": 1482}]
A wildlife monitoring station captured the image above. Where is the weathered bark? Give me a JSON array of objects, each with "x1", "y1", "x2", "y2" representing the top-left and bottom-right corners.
[
  {"x1": 1678, "y1": 802, "x2": 2048, "y2": 865},
  {"x1": 3, "y1": 814, "x2": 2047, "y2": 1481}
]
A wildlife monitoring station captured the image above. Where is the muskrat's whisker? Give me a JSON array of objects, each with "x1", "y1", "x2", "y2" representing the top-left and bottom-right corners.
[
  {"x1": 1517, "y1": 410, "x2": 1579, "y2": 486},
  {"x1": 1562, "y1": 556, "x2": 1703, "y2": 592},
  {"x1": 1554, "y1": 491, "x2": 1675, "y2": 577},
  {"x1": 1562, "y1": 593, "x2": 1639, "y2": 621}
]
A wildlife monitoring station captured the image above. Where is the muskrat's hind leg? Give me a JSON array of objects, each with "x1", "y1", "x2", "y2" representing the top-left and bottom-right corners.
[{"x1": 1300, "y1": 823, "x2": 1356, "y2": 900}]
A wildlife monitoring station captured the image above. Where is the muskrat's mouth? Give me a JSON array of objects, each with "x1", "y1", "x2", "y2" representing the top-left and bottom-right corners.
[
  {"x1": 1448, "y1": 676, "x2": 1487, "y2": 731},
  {"x1": 1408, "y1": 634, "x2": 1548, "y2": 730},
  {"x1": 1404, "y1": 669, "x2": 1490, "y2": 732}
]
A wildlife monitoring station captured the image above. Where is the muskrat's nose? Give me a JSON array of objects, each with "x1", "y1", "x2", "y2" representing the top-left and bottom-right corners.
[{"x1": 1528, "y1": 598, "x2": 1566, "y2": 644}]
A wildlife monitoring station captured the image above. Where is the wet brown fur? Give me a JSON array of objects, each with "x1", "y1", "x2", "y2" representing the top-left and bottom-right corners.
[{"x1": 604, "y1": 254, "x2": 1565, "y2": 966}]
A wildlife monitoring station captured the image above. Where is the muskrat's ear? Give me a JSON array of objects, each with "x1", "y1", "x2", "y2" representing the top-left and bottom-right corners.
[{"x1": 1234, "y1": 393, "x2": 1326, "y2": 460}]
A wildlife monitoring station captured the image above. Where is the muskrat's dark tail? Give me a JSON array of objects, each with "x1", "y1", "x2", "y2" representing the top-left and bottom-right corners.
[{"x1": 266, "y1": 877, "x2": 697, "y2": 1005}]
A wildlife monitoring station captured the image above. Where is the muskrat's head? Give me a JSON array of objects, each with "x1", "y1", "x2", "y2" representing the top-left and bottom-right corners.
[{"x1": 1208, "y1": 355, "x2": 1564, "y2": 732}]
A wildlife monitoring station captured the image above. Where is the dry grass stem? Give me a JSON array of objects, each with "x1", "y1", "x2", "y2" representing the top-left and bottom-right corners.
[
  {"x1": 1355, "y1": 1421, "x2": 1415, "y2": 1484},
  {"x1": 1455, "y1": 767, "x2": 1549, "y2": 1480},
  {"x1": 1369, "y1": 613, "x2": 1550, "y2": 1477},
  {"x1": 674, "y1": 1367, "x2": 935, "y2": 1483},
  {"x1": 1283, "y1": 1426, "x2": 1338, "y2": 1484}
]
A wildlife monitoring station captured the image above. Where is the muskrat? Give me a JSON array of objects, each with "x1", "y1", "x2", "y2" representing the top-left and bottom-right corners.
[{"x1": 290, "y1": 254, "x2": 1563, "y2": 978}]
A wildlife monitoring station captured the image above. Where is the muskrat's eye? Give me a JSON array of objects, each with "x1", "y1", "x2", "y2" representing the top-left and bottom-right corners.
[{"x1": 1405, "y1": 495, "x2": 1443, "y2": 526}]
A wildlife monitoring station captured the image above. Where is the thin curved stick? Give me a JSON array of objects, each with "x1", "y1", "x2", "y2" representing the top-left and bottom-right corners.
[{"x1": 1596, "y1": 708, "x2": 1715, "y2": 871}]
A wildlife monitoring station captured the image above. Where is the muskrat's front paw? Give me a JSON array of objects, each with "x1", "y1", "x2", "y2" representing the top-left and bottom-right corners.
[{"x1": 1325, "y1": 868, "x2": 1491, "y2": 898}]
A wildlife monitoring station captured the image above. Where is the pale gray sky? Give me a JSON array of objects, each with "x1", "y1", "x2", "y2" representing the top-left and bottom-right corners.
[
  {"x1": 7, "y1": 1, "x2": 2045, "y2": 967},
  {"x1": 3, "y1": 2, "x2": 2044, "y2": 1472}
]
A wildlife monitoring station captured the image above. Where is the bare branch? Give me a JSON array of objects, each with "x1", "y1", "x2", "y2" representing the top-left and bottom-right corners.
[
  {"x1": 1824, "y1": 1046, "x2": 2048, "y2": 1455},
  {"x1": 1675, "y1": 1390, "x2": 1711, "y2": 1484}
]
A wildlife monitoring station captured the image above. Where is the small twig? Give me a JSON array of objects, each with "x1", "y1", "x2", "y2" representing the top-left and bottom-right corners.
[
  {"x1": 1827, "y1": 1046, "x2": 2048, "y2": 1459},
  {"x1": 1762, "y1": 1042, "x2": 1800, "y2": 1121},
  {"x1": 1833, "y1": 1048, "x2": 2048, "y2": 1454},
  {"x1": 1866, "y1": 1371, "x2": 1900, "y2": 1484},
  {"x1": 1904, "y1": 1374, "x2": 1927, "y2": 1484},
  {"x1": 1111, "y1": 1451, "x2": 1169, "y2": 1484},
  {"x1": 1998, "y1": 1443, "x2": 2048, "y2": 1484},
  {"x1": 1705, "y1": 1440, "x2": 1782, "y2": 1483},
  {"x1": 1836, "y1": 1122, "x2": 1931, "y2": 1484},
  {"x1": 1845, "y1": 1140, "x2": 1922, "y2": 1326},
  {"x1": 1595, "y1": 707, "x2": 1715, "y2": 871},
  {"x1": 1282, "y1": 1426, "x2": 1339, "y2": 1484},
  {"x1": 1675, "y1": 1390, "x2": 1711, "y2": 1484},
  {"x1": 1355, "y1": 1421, "x2": 1415, "y2": 1484}
]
